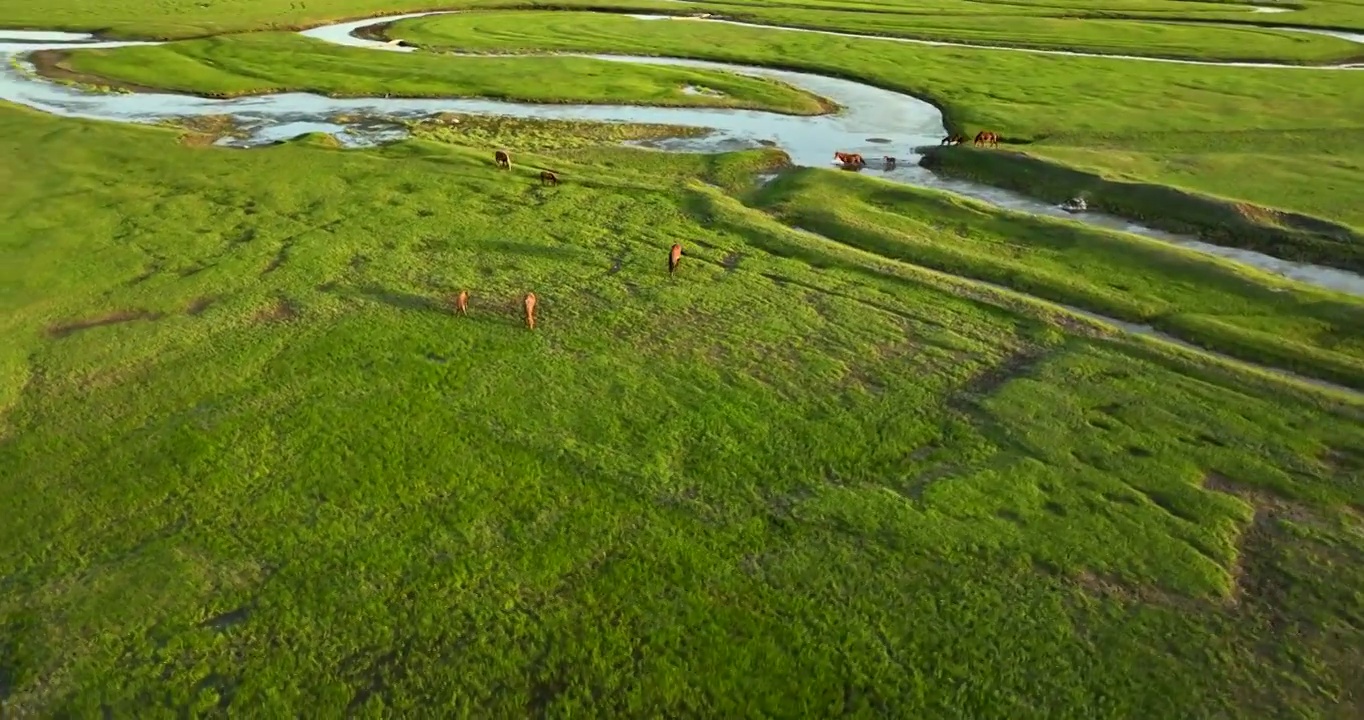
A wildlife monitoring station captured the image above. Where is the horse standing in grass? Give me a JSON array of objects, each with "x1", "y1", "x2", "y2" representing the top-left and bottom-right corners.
[
  {"x1": 494, "y1": 149, "x2": 511, "y2": 169},
  {"x1": 973, "y1": 131, "x2": 999, "y2": 148},
  {"x1": 540, "y1": 170, "x2": 559, "y2": 185},
  {"x1": 455, "y1": 290, "x2": 468, "y2": 316},
  {"x1": 833, "y1": 151, "x2": 865, "y2": 167},
  {"x1": 941, "y1": 134, "x2": 966, "y2": 146},
  {"x1": 524, "y1": 292, "x2": 537, "y2": 330},
  {"x1": 669, "y1": 243, "x2": 683, "y2": 277}
]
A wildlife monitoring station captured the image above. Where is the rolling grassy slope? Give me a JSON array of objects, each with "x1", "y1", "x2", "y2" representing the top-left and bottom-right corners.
[{"x1": 2, "y1": 101, "x2": 1364, "y2": 717}]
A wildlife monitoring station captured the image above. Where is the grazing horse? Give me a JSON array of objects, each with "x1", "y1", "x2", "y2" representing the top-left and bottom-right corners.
[
  {"x1": 668, "y1": 243, "x2": 683, "y2": 277},
  {"x1": 941, "y1": 134, "x2": 966, "y2": 146},
  {"x1": 973, "y1": 131, "x2": 999, "y2": 148},
  {"x1": 494, "y1": 149, "x2": 511, "y2": 169},
  {"x1": 539, "y1": 170, "x2": 559, "y2": 186},
  {"x1": 524, "y1": 292, "x2": 537, "y2": 330},
  {"x1": 833, "y1": 151, "x2": 865, "y2": 167},
  {"x1": 455, "y1": 290, "x2": 468, "y2": 316}
]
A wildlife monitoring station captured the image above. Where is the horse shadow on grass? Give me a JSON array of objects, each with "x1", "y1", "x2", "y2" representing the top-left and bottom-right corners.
[
  {"x1": 342, "y1": 283, "x2": 529, "y2": 328},
  {"x1": 354, "y1": 285, "x2": 446, "y2": 313}
]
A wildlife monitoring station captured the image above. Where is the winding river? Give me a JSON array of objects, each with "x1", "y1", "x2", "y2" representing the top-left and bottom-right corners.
[{"x1": 2, "y1": 11, "x2": 1363, "y2": 396}]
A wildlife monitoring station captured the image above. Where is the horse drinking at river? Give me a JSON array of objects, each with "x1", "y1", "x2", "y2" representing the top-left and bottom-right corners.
[{"x1": 834, "y1": 151, "x2": 865, "y2": 167}]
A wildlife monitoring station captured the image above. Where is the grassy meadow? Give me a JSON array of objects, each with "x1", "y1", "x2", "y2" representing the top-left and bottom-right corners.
[
  {"x1": 5, "y1": 0, "x2": 1364, "y2": 716},
  {"x1": 39, "y1": 32, "x2": 830, "y2": 114},
  {"x1": 3, "y1": 98, "x2": 1364, "y2": 717}
]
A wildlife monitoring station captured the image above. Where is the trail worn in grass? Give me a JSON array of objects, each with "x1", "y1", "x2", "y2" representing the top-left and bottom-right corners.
[
  {"x1": 3, "y1": 99, "x2": 1364, "y2": 717},
  {"x1": 42, "y1": 31, "x2": 831, "y2": 114}
]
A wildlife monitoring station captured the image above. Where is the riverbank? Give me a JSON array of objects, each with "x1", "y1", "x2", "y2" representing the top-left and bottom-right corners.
[
  {"x1": 33, "y1": 31, "x2": 835, "y2": 114},
  {"x1": 918, "y1": 145, "x2": 1364, "y2": 275}
]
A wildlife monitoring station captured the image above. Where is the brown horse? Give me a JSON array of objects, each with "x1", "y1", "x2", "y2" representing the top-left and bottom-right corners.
[
  {"x1": 494, "y1": 149, "x2": 511, "y2": 169},
  {"x1": 973, "y1": 131, "x2": 999, "y2": 148},
  {"x1": 539, "y1": 170, "x2": 559, "y2": 186},
  {"x1": 455, "y1": 290, "x2": 468, "y2": 316},
  {"x1": 668, "y1": 243, "x2": 683, "y2": 277},
  {"x1": 941, "y1": 134, "x2": 966, "y2": 146},
  {"x1": 524, "y1": 292, "x2": 537, "y2": 330},
  {"x1": 833, "y1": 151, "x2": 865, "y2": 167}
]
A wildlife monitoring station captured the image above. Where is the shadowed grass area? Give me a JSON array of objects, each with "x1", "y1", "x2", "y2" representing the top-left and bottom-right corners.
[
  {"x1": 3, "y1": 100, "x2": 1364, "y2": 717},
  {"x1": 40, "y1": 31, "x2": 832, "y2": 114}
]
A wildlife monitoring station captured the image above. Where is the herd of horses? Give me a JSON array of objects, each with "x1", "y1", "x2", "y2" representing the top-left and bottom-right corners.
[
  {"x1": 464, "y1": 145, "x2": 690, "y2": 331},
  {"x1": 479, "y1": 130, "x2": 994, "y2": 328},
  {"x1": 832, "y1": 130, "x2": 1000, "y2": 169}
]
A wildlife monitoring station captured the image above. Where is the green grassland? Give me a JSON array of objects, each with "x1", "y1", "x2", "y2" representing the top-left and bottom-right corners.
[
  {"x1": 6, "y1": 0, "x2": 1364, "y2": 716},
  {"x1": 38, "y1": 32, "x2": 830, "y2": 114},
  {"x1": 3, "y1": 98, "x2": 1364, "y2": 717}
]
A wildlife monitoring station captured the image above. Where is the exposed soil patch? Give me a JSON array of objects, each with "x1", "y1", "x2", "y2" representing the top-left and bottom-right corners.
[
  {"x1": 48, "y1": 310, "x2": 163, "y2": 338},
  {"x1": 254, "y1": 298, "x2": 299, "y2": 323},
  {"x1": 1200, "y1": 471, "x2": 1314, "y2": 607},
  {"x1": 952, "y1": 344, "x2": 1048, "y2": 403},
  {"x1": 186, "y1": 297, "x2": 215, "y2": 315}
]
